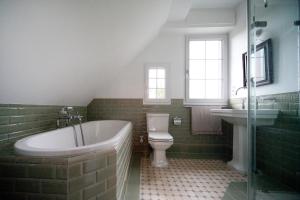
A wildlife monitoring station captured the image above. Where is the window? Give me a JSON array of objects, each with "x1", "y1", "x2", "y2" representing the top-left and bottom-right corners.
[
  {"x1": 144, "y1": 64, "x2": 170, "y2": 105},
  {"x1": 185, "y1": 35, "x2": 228, "y2": 105}
]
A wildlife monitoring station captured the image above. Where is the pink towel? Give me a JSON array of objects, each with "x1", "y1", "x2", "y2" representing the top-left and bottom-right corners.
[{"x1": 191, "y1": 106, "x2": 222, "y2": 135}]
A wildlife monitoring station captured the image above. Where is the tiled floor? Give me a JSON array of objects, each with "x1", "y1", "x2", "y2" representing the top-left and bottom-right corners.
[
  {"x1": 139, "y1": 158, "x2": 246, "y2": 200},
  {"x1": 125, "y1": 154, "x2": 300, "y2": 200}
]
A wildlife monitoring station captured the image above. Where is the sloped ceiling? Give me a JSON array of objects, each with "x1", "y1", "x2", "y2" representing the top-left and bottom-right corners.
[{"x1": 0, "y1": 0, "x2": 173, "y2": 106}]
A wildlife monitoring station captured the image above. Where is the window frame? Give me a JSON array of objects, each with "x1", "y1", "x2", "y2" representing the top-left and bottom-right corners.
[
  {"x1": 143, "y1": 63, "x2": 171, "y2": 105},
  {"x1": 184, "y1": 34, "x2": 228, "y2": 106}
]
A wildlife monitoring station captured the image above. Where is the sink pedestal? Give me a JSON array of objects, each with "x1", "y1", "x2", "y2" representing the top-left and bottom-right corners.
[
  {"x1": 228, "y1": 125, "x2": 248, "y2": 174},
  {"x1": 210, "y1": 108, "x2": 279, "y2": 175}
]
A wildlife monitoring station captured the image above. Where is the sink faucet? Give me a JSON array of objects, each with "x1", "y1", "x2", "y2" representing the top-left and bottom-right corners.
[
  {"x1": 235, "y1": 86, "x2": 246, "y2": 95},
  {"x1": 235, "y1": 87, "x2": 247, "y2": 109}
]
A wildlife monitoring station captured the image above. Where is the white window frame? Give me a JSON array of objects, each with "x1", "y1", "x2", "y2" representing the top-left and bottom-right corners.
[
  {"x1": 143, "y1": 63, "x2": 171, "y2": 105},
  {"x1": 184, "y1": 34, "x2": 228, "y2": 106}
]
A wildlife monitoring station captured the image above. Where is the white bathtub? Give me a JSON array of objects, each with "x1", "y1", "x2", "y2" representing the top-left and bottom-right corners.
[{"x1": 14, "y1": 120, "x2": 132, "y2": 157}]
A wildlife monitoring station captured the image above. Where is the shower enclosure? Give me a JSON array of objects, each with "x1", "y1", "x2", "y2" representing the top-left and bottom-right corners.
[{"x1": 248, "y1": 0, "x2": 300, "y2": 199}]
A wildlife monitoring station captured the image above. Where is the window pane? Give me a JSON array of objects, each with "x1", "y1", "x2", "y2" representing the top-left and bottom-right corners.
[
  {"x1": 156, "y1": 79, "x2": 165, "y2": 89},
  {"x1": 149, "y1": 89, "x2": 156, "y2": 99},
  {"x1": 149, "y1": 78, "x2": 157, "y2": 88},
  {"x1": 189, "y1": 60, "x2": 205, "y2": 79},
  {"x1": 157, "y1": 69, "x2": 165, "y2": 78},
  {"x1": 149, "y1": 69, "x2": 157, "y2": 78},
  {"x1": 189, "y1": 80, "x2": 205, "y2": 99},
  {"x1": 156, "y1": 89, "x2": 165, "y2": 99},
  {"x1": 206, "y1": 80, "x2": 221, "y2": 98},
  {"x1": 206, "y1": 41, "x2": 222, "y2": 59},
  {"x1": 206, "y1": 60, "x2": 222, "y2": 79},
  {"x1": 189, "y1": 41, "x2": 205, "y2": 59}
]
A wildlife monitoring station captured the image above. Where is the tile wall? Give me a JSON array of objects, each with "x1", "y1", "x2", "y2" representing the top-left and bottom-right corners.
[
  {"x1": 87, "y1": 99, "x2": 231, "y2": 160},
  {"x1": 0, "y1": 104, "x2": 87, "y2": 149},
  {"x1": 230, "y1": 91, "x2": 300, "y2": 192}
]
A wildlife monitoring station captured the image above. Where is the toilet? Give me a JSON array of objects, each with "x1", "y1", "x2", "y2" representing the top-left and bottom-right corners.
[{"x1": 146, "y1": 113, "x2": 173, "y2": 167}]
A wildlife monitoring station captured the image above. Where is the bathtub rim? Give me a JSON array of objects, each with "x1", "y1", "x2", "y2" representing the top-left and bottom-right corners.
[{"x1": 14, "y1": 120, "x2": 132, "y2": 157}]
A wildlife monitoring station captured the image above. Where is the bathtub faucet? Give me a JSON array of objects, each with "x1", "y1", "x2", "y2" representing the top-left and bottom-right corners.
[
  {"x1": 57, "y1": 107, "x2": 83, "y2": 127},
  {"x1": 57, "y1": 107, "x2": 85, "y2": 146}
]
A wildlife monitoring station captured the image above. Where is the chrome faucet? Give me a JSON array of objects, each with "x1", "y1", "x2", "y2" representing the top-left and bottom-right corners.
[
  {"x1": 235, "y1": 87, "x2": 247, "y2": 109},
  {"x1": 57, "y1": 106, "x2": 85, "y2": 146},
  {"x1": 235, "y1": 86, "x2": 246, "y2": 95},
  {"x1": 57, "y1": 106, "x2": 83, "y2": 127}
]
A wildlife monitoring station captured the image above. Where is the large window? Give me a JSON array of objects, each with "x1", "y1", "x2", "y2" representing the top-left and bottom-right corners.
[
  {"x1": 144, "y1": 64, "x2": 170, "y2": 105},
  {"x1": 185, "y1": 35, "x2": 228, "y2": 105}
]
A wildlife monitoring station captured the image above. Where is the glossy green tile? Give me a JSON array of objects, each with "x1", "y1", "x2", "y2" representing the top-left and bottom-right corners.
[
  {"x1": 69, "y1": 172, "x2": 96, "y2": 193},
  {"x1": 41, "y1": 180, "x2": 67, "y2": 194},
  {"x1": 56, "y1": 165, "x2": 67, "y2": 179},
  {"x1": 15, "y1": 179, "x2": 40, "y2": 193},
  {"x1": 83, "y1": 181, "x2": 105, "y2": 200},
  {"x1": 68, "y1": 163, "x2": 82, "y2": 179},
  {"x1": 83, "y1": 157, "x2": 106, "y2": 173},
  {"x1": 28, "y1": 164, "x2": 56, "y2": 179},
  {"x1": 0, "y1": 104, "x2": 87, "y2": 145}
]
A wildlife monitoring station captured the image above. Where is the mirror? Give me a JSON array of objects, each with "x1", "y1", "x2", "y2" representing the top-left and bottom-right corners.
[{"x1": 243, "y1": 39, "x2": 273, "y2": 87}]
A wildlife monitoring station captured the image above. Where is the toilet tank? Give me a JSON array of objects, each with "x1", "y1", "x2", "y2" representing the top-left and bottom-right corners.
[{"x1": 146, "y1": 113, "x2": 169, "y2": 132}]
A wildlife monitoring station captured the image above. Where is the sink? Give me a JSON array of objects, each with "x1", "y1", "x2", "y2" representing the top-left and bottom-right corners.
[
  {"x1": 210, "y1": 109, "x2": 279, "y2": 174},
  {"x1": 210, "y1": 109, "x2": 279, "y2": 126}
]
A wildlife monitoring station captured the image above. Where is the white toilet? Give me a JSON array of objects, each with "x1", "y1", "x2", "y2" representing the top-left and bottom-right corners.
[{"x1": 146, "y1": 113, "x2": 173, "y2": 167}]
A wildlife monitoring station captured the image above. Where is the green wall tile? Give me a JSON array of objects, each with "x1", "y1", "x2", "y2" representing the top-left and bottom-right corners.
[
  {"x1": 87, "y1": 98, "x2": 229, "y2": 159},
  {"x1": 0, "y1": 104, "x2": 87, "y2": 147},
  {"x1": 28, "y1": 164, "x2": 56, "y2": 179},
  {"x1": 15, "y1": 179, "x2": 40, "y2": 193},
  {"x1": 83, "y1": 181, "x2": 105, "y2": 200},
  {"x1": 68, "y1": 163, "x2": 82, "y2": 179},
  {"x1": 83, "y1": 157, "x2": 106, "y2": 173},
  {"x1": 41, "y1": 180, "x2": 67, "y2": 194},
  {"x1": 69, "y1": 172, "x2": 96, "y2": 193}
]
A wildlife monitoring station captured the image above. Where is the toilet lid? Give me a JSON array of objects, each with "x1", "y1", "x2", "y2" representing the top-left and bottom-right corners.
[{"x1": 148, "y1": 132, "x2": 173, "y2": 141}]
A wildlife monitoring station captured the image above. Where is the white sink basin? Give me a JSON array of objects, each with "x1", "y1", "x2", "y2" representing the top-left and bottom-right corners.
[
  {"x1": 210, "y1": 109, "x2": 279, "y2": 174},
  {"x1": 210, "y1": 109, "x2": 279, "y2": 126}
]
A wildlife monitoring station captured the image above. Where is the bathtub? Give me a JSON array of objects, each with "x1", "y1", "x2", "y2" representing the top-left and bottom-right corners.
[
  {"x1": 14, "y1": 120, "x2": 132, "y2": 157},
  {"x1": 9, "y1": 120, "x2": 132, "y2": 200}
]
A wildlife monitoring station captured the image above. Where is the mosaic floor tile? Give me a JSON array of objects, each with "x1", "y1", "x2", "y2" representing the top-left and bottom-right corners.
[{"x1": 139, "y1": 158, "x2": 246, "y2": 200}]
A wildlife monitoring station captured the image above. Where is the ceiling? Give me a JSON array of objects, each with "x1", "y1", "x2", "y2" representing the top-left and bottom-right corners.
[{"x1": 191, "y1": 0, "x2": 243, "y2": 9}]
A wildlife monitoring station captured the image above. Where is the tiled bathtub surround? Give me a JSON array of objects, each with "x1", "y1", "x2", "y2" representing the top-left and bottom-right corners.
[
  {"x1": 230, "y1": 91, "x2": 300, "y2": 192},
  {"x1": 87, "y1": 99, "x2": 231, "y2": 160},
  {"x1": 0, "y1": 149, "x2": 115, "y2": 200},
  {"x1": 0, "y1": 104, "x2": 87, "y2": 147},
  {"x1": 0, "y1": 128, "x2": 132, "y2": 200},
  {"x1": 116, "y1": 128, "x2": 132, "y2": 200}
]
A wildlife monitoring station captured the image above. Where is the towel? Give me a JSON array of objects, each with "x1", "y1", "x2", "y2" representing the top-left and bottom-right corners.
[{"x1": 191, "y1": 106, "x2": 222, "y2": 135}]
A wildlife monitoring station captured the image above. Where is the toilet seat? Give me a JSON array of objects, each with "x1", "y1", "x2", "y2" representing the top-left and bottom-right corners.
[{"x1": 148, "y1": 132, "x2": 173, "y2": 142}]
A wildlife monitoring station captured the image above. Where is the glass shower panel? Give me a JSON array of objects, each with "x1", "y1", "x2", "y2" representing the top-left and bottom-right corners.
[{"x1": 248, "y1": 0, "x2": 300, "y2": 200}]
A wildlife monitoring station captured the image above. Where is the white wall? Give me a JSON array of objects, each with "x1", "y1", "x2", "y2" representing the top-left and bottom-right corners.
[
  {"x1": 0, "y1": 0, "x2": 172, "y2": 106},
  {"x1": 229, "y1": 0, "x2": 248, "y2": 98},
  {"x1": 229, "y1": 0, "x2": 299, "y2": 98},
  {"x1": 95, "y1": 33, "x2": 186, "y2": 99},
  {"x1": 96, "y1": 7, "x2": 239, "y2": 99},
  {"x1": 254, "y1": 0, "x2": 299, "y2": 96}
]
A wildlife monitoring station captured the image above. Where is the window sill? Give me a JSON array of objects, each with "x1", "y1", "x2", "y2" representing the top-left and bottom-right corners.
[
  {"x1": 143, "y1": 100, "x2": 171, "y2": 105},
  {"x1": 183, "y1": 100, "x2": 228, "y2": 107}
]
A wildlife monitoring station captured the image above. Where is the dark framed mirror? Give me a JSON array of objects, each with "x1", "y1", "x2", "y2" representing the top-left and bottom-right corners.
[{"x1": 243, "y1": 38, "x2": 273, "y2": 87}]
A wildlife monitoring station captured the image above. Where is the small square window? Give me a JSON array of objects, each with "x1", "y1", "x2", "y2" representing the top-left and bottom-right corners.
[{"x1": 144, "y1": 64, "x2": 170, "y2": 105}]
